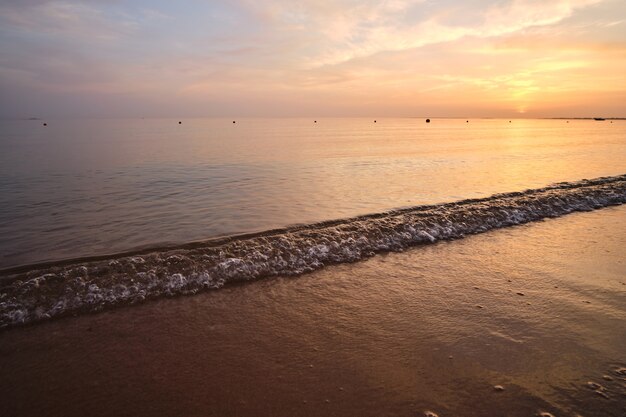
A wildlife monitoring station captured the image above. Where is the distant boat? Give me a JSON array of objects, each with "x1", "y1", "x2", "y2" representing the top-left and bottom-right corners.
[{"x1": 594, "y1": 118, "x2": 606, "y2": 121}]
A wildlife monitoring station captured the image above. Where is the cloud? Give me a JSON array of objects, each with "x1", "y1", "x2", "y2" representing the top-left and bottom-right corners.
[
  {"x1": 0, "y1": 1, "x2": 144, "y2": 40},
  {"x1": 228, "y1": 0, "x2": 604, "y2": 67},
  {"x1": 0, "y1": 0, "x2": 624, "y2": 118}
]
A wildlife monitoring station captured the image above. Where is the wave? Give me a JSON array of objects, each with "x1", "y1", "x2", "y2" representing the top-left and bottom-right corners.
[{"x1": 1, "y1": 174, "x2": 625, "y2": 329}]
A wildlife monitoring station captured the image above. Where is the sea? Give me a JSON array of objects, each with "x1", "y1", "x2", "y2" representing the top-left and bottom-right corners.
[
  {"x1": 1, "y1": 118, "x2": 625, "y2": 416},
  {"x1": 1, "y1": 118, "x2": 624, "y2": 269},
  {"x1": 0, "y1": 117, "x2": 625, "y2": 327}
]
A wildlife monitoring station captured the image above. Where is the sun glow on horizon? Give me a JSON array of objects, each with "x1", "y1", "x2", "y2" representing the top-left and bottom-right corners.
[{"x1": 1, "y1": 0, "x2": 625, "y2": 118}]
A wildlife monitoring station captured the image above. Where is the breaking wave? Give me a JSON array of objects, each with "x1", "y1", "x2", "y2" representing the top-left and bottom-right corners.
[{"x1": 1, "y1": 174, "x2": 625, "y2": 329}]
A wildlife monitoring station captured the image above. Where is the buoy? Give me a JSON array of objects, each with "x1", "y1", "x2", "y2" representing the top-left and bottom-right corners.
[
  {"x1": 43, "y1": 123, "x2": 47, "y2": 126},
  {"x1": 374, "y1": 120, "x2": 377, "y2": 123},
  {"x1": 426, "y1": 118, "x2": 430, "y2": 123},
  {"x1": 466, "y1": 120, "x2": 469, "y2": 123},
  {"x1": 178, "y1": 121, "x2": 181, "y2": 124},
  {"x1": 509, "y1": 120, "x2": 512, "y2": 123},
  {"x1": 233, "y1": 121, "x2": 236, "y2": 124},
  {"x1": 314, "y1": 120, "x2": 317, "y2": 123}
]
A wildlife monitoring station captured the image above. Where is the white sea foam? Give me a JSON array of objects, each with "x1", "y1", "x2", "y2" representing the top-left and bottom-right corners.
[{"x1": 1, "y1": 174, "x2": 625, "y2": 328}]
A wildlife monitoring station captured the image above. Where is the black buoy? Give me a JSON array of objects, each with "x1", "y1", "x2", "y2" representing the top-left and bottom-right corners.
[
  {"x1": 43, "y1": 123, "x2": 47, "y2": 126},
  {"x1": 509, "y1": 120, "x2": 512, "y2": 123},
  {"x1": 178, "y1": 121, "x2": 182, "y2": 124},
  {"x1": 374, "y1": 120, "x2": 377, "y2": 123},
  {"x1": 426, "y1": 118, "x2": 430, "y2": 123},
  {"x1": 466, "y1": 120, "x2": 469, "y2": 123},
  {"x1": 314, "y1": 120, "x2": 317, "y2": 123},
  {"x1": 233, "y1": 120, "x2": 236, "y2": 124}
]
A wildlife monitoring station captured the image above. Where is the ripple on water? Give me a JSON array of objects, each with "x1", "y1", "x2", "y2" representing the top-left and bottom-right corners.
[{"x1": 2, "y1": 175, "x2": 625, "y2": 328}]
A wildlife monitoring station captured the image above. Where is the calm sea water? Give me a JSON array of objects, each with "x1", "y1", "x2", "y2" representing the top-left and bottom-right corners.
[{"x1": 0, "y1": 118, "x2": 625, "y2": 268}]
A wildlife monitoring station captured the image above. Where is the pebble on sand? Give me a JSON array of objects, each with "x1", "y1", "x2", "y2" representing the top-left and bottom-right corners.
[
  {"x1": 424, "y1": 411, "x2": 439, "y2": 417},
  {"x1": 538, "y1": 412, "x2": 555, "y2": 417},
  {"x1": 493, "y1": 385, "x2": 505, "y2": 392},
  {"x1": 595, "y1": 390, "x2": 610, "y2": 399},
  {"x1": 516, "y1": 292, "x2": 525, "y2": 296},
  {"x1": 614, "y1": 367, "x2": 626, "y2": 376},
  {"x1": 586, "y1": 381, "x2": 602, "y2": 390}
]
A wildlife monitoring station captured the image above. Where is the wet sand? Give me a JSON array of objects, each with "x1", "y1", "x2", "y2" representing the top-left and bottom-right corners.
[{"x1": 1, "y1": 206, "x2": 625, "y2": 417}]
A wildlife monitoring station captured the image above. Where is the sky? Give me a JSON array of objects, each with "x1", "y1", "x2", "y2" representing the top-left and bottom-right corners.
[{"x1": 0, "y1": 0, "x2": 625, "y2": 118}]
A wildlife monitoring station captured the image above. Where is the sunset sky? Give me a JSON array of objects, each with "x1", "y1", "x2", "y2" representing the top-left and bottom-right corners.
[{"x1": 1, "y1": 0, "x2": 625, "y2": 118}]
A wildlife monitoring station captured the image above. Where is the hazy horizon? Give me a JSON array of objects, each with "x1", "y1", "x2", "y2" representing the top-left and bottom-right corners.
[
  {"x1": 4, "y1": 115, "x2": 626, "y2": 121},
  {"x1": 1, "y1": 0, "x2": 625, "y2": 119}
]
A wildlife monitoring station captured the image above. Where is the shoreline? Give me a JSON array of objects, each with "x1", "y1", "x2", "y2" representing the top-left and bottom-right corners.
[
  {"x1": 1, "y1": 206, "x2": 625, "y2": 416},
  {"x1": 2, "y1": 175, "x2": 625, "y2": 329},
  {"x1": 2, "y1": 173, "x2": 622, "y2": 276}
]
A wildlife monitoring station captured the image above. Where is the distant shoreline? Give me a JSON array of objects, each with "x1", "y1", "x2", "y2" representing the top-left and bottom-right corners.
[
  {"x1": 2, "y1": 116, "x2": 625, "y2": 121},
  {"x1": 546, "y1": 117, "x2": 626, "y2": 120}
]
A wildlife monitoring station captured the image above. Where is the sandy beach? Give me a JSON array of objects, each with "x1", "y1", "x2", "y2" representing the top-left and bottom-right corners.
[{"x1": 2, "y1": 206, "x2": 625, "y2": 417}]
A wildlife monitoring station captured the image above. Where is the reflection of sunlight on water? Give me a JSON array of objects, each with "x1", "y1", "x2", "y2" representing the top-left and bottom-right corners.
[{"x1": 0, "y1": 118, "x2": 625, "y2": 267}]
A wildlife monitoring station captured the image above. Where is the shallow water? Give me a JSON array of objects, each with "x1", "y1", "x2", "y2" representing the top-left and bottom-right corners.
[
  {"x1": 1, "y1": 118, "x2": 625, "y2": 267},
  {"x1": 2, "y1": 175, "x2": 624, "y2": 328},
  {"x1": 1, "y1": 206, "x2": 624, "y2": 417}
]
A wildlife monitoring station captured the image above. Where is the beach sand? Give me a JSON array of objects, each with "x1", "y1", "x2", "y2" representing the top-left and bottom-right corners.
[{"x1": 1, "y1": 206, "x2": 625, "y2": 417}]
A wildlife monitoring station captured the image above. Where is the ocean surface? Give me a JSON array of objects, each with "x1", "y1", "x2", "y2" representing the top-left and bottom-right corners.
[
  {"x1": 1, "y1": 118, "x2": 625, "y2": 269},
  {"x1": 0, "y1": 118, "x2": 625, "y2": 328}
]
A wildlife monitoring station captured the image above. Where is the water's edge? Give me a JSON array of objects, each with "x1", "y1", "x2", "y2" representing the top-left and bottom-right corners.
[{"x1": 2, "y1": 174, "x2": 625, "y2": 329}]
